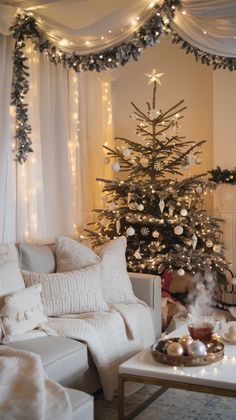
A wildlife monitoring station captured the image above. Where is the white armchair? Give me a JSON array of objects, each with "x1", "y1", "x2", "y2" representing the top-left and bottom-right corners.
[{"x1": 129, "y1": 272, "x2": 162, "y2": 339}]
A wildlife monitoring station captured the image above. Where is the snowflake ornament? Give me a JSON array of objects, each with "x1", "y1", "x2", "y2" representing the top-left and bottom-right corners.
[{"x1": 154, "y1": 161, "x2": 163, "y2": 171}]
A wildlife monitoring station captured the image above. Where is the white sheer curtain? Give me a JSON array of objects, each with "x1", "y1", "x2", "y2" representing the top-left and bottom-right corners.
[
  {"x1": 174, "y1": 0, "x2": 236, "y2": 57},
  {"x1": 15, "y1": 43, "x2": 114, "y2": 242},
  {"x1": 0, "y1": 34, "x2": 16, "y2": 243}
]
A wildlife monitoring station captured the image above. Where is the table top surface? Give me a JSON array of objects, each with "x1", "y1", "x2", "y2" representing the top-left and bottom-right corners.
[{"x1": 119, "y1": 323, "x2": 236, "y2": 391}]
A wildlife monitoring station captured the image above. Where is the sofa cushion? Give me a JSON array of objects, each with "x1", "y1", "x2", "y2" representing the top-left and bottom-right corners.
[
  {"x1": 0, "y1": 246, "x2": 25, "y2": 309},
  {"x1": 22, "y1": 264, "x2": 109, "y2": 316},
  {"x1": 55, "y1": 236, "x2": 137, "y2": 304},
  {"x1": 19, "y1": 243, "x2": 56, "y2": 273},
  {"x1": 0, "y1": 284, "x2": 47, "y2": 337},
  {"x1": 56, "y1": 236, "x2": 99, "y2": 272},
  {"x1": 65, "y1": 388, "x2": 94, "y2": 420},
  {"x1": 8, "y1": 336, "x2": 88, "y2": 385}
]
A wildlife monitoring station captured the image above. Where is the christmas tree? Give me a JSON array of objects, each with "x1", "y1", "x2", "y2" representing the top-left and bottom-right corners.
[{"x1": 85, "y1": 70, "x2": 228, "y2": 284}]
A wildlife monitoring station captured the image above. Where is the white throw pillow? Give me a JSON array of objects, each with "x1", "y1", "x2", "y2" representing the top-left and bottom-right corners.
[
  {"x1": 22, "y1": 264, "x2": 109, "y2": 316},
  {"x1": 55, "y1": 236, "x2": 137, "y2": 304},
  {"x1": 0, "y1": 284, "x2": 47, "y2": 336},
  {"x1": 55, "y1": 235, "x2": 100, "y2": 272},
  {"x1": 0, "y1": 247, "x2": 25, "y2": 308}
]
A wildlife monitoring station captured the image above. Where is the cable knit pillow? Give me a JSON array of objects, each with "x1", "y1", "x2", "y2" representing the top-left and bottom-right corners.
[
  {"x1": 0, "y1": 284, "x2": 47, "y2": 337},
  {"x1": 22, "y1": 264, "x2": 109, "y2": 316},
  {"x1": 55, "y1": 236, "x2": 137, "y2": 304}
]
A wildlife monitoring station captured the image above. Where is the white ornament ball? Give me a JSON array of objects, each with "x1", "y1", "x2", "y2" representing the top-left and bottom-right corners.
[
  {"x1": 108, "y1": 202, "x2": 116, "y2": 211},
  {"x1": 112, "y1": 162, "x2": 120, "y2": 172},
  {"x1": 180, "y1": 208, "x2": 188, "y2": 217},
  {"x1": 104, "y1": 156, "x2": 110, "y2": 164},
  {"x1": 205, "y1": 272, "x2": 214, "y2": 283},
  {"x1": 137, "y1": 204, "x2": 144, "y2": 211},
  {"x1": 195, "y1": 157, "x2": 202, "y2": 165},
  {"x1": 196, "y1": 186, "x2": 203, "y2": 194},
  {"x1": 206, "y1": 240, "x2": 213, "y2": 248},
  {"x1": 152, "y1": 230, "x2": 160, "y2": 238},
  {"x1": 231, "y1": 277, "x2": 236, "y2": 286},
  {"x1": 126, "y1": 226, "x2": 135, "y2": 236},
  {"x1": 187, "y1": 340, "x2": 207, "y2": 357},
  {"x1": 166, "y1": 342, "x2": 184, "y2": 356},
  {"x1": 177, "y1": 268, "x2": 185, "y2": 276},
  {"x1": 122, "y1": 148, "x2": 131, "y2": 157},
  {"x1": 174, "y1": 225, "x2": 184, "y2": 235}
]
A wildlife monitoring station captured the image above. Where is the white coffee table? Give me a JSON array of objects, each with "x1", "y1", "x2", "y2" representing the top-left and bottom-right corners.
[{"x1": 118, "y1": 324, "x2": 236, "y2": 420}]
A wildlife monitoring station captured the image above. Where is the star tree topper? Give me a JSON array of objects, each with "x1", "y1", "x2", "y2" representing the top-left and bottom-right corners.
[{"x1": 145, "y1": 69, "x2": 164, "y2": 85}]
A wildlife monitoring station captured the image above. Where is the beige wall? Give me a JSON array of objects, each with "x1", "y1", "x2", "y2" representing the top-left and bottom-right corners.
[
  {"x1": 112, "y1": 35, "x2": 214, "y2": 175},
  {"x1": 213, "y1": 69, "x2": 236, "y2": 168}
]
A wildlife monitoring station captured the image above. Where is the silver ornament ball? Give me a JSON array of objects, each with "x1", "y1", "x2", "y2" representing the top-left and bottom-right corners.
[{"x1": 187, "y1": 340, "x2": 207, "y2": 357}]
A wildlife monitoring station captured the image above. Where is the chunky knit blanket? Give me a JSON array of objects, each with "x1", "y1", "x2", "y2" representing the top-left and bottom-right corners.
[
  {"x1": 0, "y1": 346, "x2": 72, "y2": 420},
  {"x1": 44, "y1": 302, "x2": 155, "y2": 400}
]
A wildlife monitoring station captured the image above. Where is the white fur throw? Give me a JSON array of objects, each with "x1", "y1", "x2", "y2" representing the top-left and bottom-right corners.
[
  {"x1": 22, "y1": 264, "x2": 109, "y2": 316},
  {"x1": 0, "y1": 346, "x2": 72, "y2": 420},
  {"x1": 0, "y1": 284, "x2": 47, "y2": 337},
  {"x1": 55, "y1": 236, "x2": 137, "y2": 304}
]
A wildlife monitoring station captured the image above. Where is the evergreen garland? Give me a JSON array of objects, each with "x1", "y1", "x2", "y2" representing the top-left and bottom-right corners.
[
  {"x1": 10, "y1": 1, "x2": 181, "y2": 163},
  {"x1": 208, "y1": 167, "x2": 236, "y2": 185}
]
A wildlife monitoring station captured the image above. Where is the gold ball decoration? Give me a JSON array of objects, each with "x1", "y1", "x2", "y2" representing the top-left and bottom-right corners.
[
  {"x1": 140, "y1": 157, "x2": 149, "y2": 168},
  {"x1": 178, "y1": 336, "x2": 193, "y2": 351},
  {"x1": 166, "y1": 342, "x2": 184, "y2": 356},
  {"x1": 174, "y1": 225, "x2": 183, "y2": 235},
  {"x1": 152, "y1": 230, "x2": 160, "y2": 238},
  {"x1": 129, "y1": 202, "x2": 138, "y2": 210}
]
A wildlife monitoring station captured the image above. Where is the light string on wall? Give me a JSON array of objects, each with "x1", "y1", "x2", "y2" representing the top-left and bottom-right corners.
[
  {"x1": 10, "y1": 0, "x2": 181, "y2": 163},
  {"x1": 171, "y1": 32, "x2": 236, "y2": 71}
]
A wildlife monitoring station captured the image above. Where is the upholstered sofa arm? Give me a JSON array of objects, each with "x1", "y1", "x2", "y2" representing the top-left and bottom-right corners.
[{"x1": 129, "y1": 272, "x2": 162, "y2": 339}]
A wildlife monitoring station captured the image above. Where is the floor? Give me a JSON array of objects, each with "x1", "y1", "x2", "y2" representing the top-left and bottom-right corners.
[{"x1": 94, "y1": 384, "x2": 236, "y2": 419}]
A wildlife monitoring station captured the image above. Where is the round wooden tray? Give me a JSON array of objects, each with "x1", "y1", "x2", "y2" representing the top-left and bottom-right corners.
[{"x1": 152, "y1": 337, "x2": 224, "y2": 367}]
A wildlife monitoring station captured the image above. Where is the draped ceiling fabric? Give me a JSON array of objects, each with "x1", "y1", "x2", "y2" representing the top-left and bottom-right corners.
[{"x1": 173, "y1": 0, "x2": 236, "y2": 57}]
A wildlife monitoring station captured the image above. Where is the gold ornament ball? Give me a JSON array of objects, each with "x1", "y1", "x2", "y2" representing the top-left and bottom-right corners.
[
  {"x1": 178, "y1": 336, "x2": 193, "y2": 351},
  {"x1": 166, "y1": 342, "x2": 184, "y2": 356},
  {"x1": 152, "y1": 230, "x2": 159, "y2": 238},
  {"x1": 177, "y1": 268, "x2": 185, "y2": 276},
  {"x1": 140, "y1": 157, "x2": 149, "y2": 168},
  {"x1": 206, "y1": 240, "x2": 213, "y2": 248}
]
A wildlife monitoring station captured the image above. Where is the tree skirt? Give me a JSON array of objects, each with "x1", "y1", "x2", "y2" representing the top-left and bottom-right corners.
[{"x1": 95, "y1": 385, "x2": 236, "y2": 419}]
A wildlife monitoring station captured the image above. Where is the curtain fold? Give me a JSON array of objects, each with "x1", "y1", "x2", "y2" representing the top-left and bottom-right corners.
[
  {"x1": 0, "y1": 35, "x2": 16, "y2": 243},
  {"x1": 15, "y1": 43, "x2": 114, "y2": 242},
  {"x1": 174, "y1": 0, "x2": 236, "y2": 57}
]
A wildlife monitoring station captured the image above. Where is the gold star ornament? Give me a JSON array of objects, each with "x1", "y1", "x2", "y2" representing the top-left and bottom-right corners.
[{"x1": 145, "y1": 69, "x2": 164, "y2": 85}]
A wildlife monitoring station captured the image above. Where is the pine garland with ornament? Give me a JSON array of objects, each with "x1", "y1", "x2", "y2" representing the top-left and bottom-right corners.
[{"x1": 85, "y1": 70, "x2": 229, "y2": 284}]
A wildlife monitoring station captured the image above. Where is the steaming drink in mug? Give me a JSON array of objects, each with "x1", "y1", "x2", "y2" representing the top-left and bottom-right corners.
[{"x1": 187, "y1": 314, "x2": 220, "y2": 342}]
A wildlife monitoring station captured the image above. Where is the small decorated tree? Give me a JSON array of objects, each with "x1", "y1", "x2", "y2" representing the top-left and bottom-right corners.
[{"x1": 85, "y1": 70, "x2": 228, "y2": 286}]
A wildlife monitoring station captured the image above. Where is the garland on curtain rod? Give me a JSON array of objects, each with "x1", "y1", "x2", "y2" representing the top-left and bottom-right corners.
[
  {"x1": 208, "y1": 167, "x2": 236, "y2": 185},
  {"x1": 171, "y1": 33, "x2": 236, "y2": 71},
  {"x1": 10, "y1": 0, "x2": 181, "y2": 163}
]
